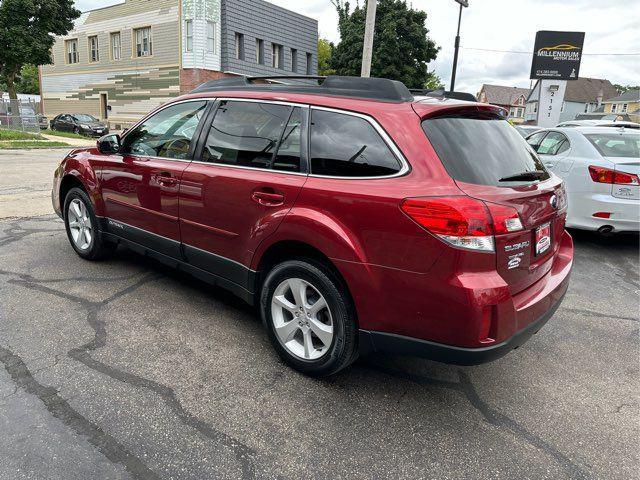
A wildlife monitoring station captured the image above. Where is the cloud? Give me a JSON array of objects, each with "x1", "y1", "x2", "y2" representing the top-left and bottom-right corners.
[{"x1": 75, "y1": 0, "x2": 640, "y2": 93}]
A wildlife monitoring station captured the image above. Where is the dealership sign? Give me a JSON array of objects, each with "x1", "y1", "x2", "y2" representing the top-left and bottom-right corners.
[{"x1": 530, "y1": 31, "x2": 585, "y2": 80}]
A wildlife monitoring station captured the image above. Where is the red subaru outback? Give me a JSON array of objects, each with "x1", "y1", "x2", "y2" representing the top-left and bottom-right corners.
[{"x1": 52, "y1": 76, "x2": 573, "y2": 376}]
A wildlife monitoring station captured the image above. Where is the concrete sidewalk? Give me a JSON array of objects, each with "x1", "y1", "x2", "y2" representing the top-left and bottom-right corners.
[{"x1": 41, "y1": 133, "x2": 95, "y2": 147}]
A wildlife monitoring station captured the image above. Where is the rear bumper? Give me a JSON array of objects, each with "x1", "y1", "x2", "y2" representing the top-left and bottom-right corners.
[
  {"x1": 359, "y1": 287, "x2": 566, "y2": 365},
  {"x1": 567, "y1": 192, "x2": 639, "y2": 232}
]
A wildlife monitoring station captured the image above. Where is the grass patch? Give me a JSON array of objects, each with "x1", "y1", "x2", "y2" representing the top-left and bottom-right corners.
[
  {"x1": 0, "y1": 140, "x2": 70, "y2": 149},
  {"x1": 0, "y1": 128, "x2": 45, "y2": 140},
  {"x1": 43, "y1": 129, "x2": 91, "y2": 140}
]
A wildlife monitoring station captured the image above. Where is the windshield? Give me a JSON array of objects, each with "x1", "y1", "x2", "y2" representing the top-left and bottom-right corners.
[
  {"x1": 74, "y1": 114, "x2": 99, "y2": 122},
  {"x1": 422, "y1": 116, "x2": 550, "y2": 186},
  {"x1": 585, "y1": 133, "x2": 640, "y2": 158}
]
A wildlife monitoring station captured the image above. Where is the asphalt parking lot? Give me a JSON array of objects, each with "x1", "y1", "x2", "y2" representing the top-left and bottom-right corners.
[{"x1": 0, "y1": 150, "x2": 638, "y2": 479}]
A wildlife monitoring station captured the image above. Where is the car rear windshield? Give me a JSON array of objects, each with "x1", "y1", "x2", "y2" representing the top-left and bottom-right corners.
[
  {"x1": 585, "y1": 133, "x2": 640, "y2": 158},
  {"x1": 422, "y1": 116, "x2": 550, "y2": 186}
]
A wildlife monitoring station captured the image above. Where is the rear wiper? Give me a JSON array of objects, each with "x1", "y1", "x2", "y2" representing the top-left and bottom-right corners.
[{"x1": 499, "y1": 170, "x2": 546, "y2": 182}]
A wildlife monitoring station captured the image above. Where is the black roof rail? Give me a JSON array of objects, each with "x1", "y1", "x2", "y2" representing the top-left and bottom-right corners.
[
  {"x1": 410, "y1": 89, "x2": 477, "y2": 102},
  {"x1": 190, "y1": 75, "x2": 414, "y2": 103}
]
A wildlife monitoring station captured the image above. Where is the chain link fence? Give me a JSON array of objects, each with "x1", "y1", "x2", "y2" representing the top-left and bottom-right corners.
[{"x1": 0, "y1": 99, "x2": 44, "y2": 134}]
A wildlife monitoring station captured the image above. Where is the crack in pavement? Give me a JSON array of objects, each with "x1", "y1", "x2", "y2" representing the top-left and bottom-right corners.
[
  {"x1": 362, "y1": 361, "x2": 588, "y2": 479},
  {"x1": 5, "y1": 273, "x2": 258, "y2": 480},
  {"x1": 0, "y1": 345, "x2": 160, "y2": 480},
  {"x1": 563, "y1": 307, "x2": 638, "y2": 323}
]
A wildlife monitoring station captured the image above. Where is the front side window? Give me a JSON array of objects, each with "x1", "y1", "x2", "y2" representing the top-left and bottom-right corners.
[
  {"x1": 201, "y1": 101, "x2": 302, "y2": 172},
  {"x1": 423, "y1": 115, "x2": 550, "y2": 186},
  {"x1": 310, "y1": 110, "x2": 401, "y2": 177},
  {"x1": 207, "y1": 21, "x2": 216, "y2": 52},
  {"x1": 135, "y1": 27, "x2": 152, "y2": 57},
  {"x1": 121, "y1": 101, "x2": 207, "y2": 159},
  {"x1": 536, "y1": 131, "x2": 569, "y2": 155},
  {"x1": 111, "y1": 32, "x2": 121, "y2": 60},
  {"x1": 88, "y1": 36, "x2": 99, "y2": 62},
  {"x1": 66, "y1": 39, "x2": 78, "y2": 64},
  {"x1": 184, "y1": 20, "x2": 193, "y2": 52}
]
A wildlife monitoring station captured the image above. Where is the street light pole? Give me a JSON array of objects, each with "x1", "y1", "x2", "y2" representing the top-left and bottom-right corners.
[
  {"x1": 450, "y1": 0, "x2": 468, "y2": 92},
  {"x1": 361, "y1": 0, "x2": 377, "y2": 77}
]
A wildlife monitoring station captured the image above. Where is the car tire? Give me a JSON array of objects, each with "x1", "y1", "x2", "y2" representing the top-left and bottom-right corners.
[
  {"x1": 63, "y1": 187, "x2": 116, "y2": 260},
  {"x1": 260, "y1": 259, "x2": 358, "y2": 376},
  {"x1": 73, "y1": 127, "x2": 80, "y2": 135}
]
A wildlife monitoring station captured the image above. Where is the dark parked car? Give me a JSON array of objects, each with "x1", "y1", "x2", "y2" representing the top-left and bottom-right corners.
[
  {"x1": 51, "y1": 76, "x2": 573, "y2": 376},
  {"x1": 50, "y1": 113, "x2": 109, "y2": 136}
]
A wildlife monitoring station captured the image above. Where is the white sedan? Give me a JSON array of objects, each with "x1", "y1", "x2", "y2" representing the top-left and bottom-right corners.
[{"x1": 526, "y1": 127, "x2": 639, "y2": 233}]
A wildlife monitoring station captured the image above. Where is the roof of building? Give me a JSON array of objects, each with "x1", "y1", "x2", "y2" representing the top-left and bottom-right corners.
[
  {"x1": 602, "y1": 89, "x2": 640, "y2": 103},
  {"x1": 478, "y1": 85, "x2": 531, "y2": 106},
  {"x1": 563, "y1": 78, "x2": 618, "y2": 103}
]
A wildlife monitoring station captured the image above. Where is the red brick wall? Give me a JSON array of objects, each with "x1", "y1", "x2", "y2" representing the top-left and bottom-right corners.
[{"x1": 180, "y1": 69, "x2": 236, "y2": 94}]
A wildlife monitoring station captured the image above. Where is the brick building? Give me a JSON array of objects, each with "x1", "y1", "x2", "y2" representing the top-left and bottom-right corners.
[{"x1": 40, "y1": 0, "x2": 318, "y2": 129}]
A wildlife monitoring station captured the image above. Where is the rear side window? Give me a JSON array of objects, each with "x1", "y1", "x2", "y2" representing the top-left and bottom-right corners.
[
  {"x1": 310, "y1": 109, "x2": 401, "y2": 177},
  {"x1": 422, "y1": 116, "x2": 550, "y2": 186},
  {"x1": 202, "y1": 100, "x2": 302, "y2": 172},
  {"x1": 585, "y1": 133, "x2": 640, "y2": 158}
]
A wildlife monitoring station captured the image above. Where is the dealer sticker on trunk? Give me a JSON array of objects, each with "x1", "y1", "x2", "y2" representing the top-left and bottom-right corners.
[{"x1": 535, "y1": 222, "x2": 551, "y2": 256}]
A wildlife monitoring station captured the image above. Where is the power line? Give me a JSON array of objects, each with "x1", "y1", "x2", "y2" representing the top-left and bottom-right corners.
[{"x1": 459, "y1": 46, "x2": 640, "y2": 56}]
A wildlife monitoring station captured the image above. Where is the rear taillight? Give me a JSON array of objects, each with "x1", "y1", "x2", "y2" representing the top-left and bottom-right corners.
[
  {"x1": 589, "y1": 165, "x2": 639, "y2": 185},
  {"x1": 400, "y1": 196, "x2": 523, "y2": 252}
]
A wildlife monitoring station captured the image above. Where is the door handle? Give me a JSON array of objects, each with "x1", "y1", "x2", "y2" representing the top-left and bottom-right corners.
[
  {"x1": 544, "y1": 162, "x2": 555, "y2": 168},
  {"x1": 251, "y1": 190, "x2": 285, "y2": 207},
  {"x1": 153, "y1": 172, "x2": 177, "y2": 186}
]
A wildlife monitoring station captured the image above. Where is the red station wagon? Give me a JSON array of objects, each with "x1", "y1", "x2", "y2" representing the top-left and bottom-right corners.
[{"x1": 52, "y1": 76, "x2": 573, "y2": 376}]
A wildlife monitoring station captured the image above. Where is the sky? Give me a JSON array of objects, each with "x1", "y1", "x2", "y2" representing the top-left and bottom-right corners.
[{"x1": 75, "y1": 0, "x2": 639, "y2": 95}]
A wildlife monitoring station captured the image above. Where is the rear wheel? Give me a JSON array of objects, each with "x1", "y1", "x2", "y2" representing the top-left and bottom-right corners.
[
  {"x1": 261, "y1": 260, "x2": 357, "y2": 376},
  {"x1": 63, "y1": 187, "x2": 115, "y2": 260}
]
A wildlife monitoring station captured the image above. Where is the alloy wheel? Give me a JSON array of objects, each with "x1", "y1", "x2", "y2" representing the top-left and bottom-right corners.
[
  {"x1": 271, "y1": 278, "x2": 334, "y2": 360},
  {"x1": 67, "y1": 198, "x2": 93, "y2": 251}
]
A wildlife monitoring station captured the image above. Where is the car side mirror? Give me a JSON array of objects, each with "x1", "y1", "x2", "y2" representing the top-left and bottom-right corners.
[{"x1": 97, "y1": 134, "x2": 121, "y2": 154}]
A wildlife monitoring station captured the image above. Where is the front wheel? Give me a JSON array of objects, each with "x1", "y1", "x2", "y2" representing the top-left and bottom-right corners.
[
  {"x1": 63, "y1": 187, "x2": 115, "y2": 260},
  {"x1": 73, "y1": 127, "x2": 80, "y2": 135},
  {"x1": 260, "y1": 260, "x2": 357, "y2": 376}
]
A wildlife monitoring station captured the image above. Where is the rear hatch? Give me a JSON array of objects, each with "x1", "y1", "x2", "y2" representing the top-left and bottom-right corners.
[{"x1": 419, "y1": 106, "x2": 567, "y2": 294}]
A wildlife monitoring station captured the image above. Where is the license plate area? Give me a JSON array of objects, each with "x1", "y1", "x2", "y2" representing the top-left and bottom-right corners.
[{"x1": 535, "y1": 222, "x2": 551, "y2": 256}]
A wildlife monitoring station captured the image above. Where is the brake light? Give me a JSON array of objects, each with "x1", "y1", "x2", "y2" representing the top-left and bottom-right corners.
[
  {"x1": 485, "y1": 203, "x2": 524, "y2": 234},
  {"x1": 400, "y1": 197, "x2": 523, "y2": 252},
  {"x1": 589, "y1": 165, "x2": 639, "y2": 185}
]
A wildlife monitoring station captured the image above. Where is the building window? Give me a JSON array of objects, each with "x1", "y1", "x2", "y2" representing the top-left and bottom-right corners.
[
  {"x1": 235, "y1": 32, "x2": 244, "y2": 60},
  {"x1": 516, "y1": 107, "x2": 523, "y2": 117},
  {"x1": 88, "y1": 36, "x2": 99, "y2": 62},
  {"x1": 207, "y1": 21, "x2": 216, "y2": 52},
  {"x1": 111, "y1": 32, "x2": 121, "y2": 60},
  {"x1": 134, "y1": 27, "x2": 152, "y2": 57},
  {"x1": 306, "y1": 52, "x2": 312, "y2": 75},
  {"x1": 611, "y1": 104, "x2": 617, "y2": 113},
  {"x1": 66, "y1": 39, "x2": 78, "y2": 64},
  {"x1": 256, "y1": 38, "x2": 264, "y2": 64},
  {"x1": 533, "y1": 102, "x2": 537, "y2": 113},
  {"x1": 272, "y1": 43, "x2": 283, "y2": 69},
  {"x1": 184, "y1": 20, "x2": 193, "y2": 52},
  {"x1": 291, "y1": 48, "x2": 297, "y2": 72},
  {"x1": 621, "y1": 103, "x2": 628, "y2": 112}
]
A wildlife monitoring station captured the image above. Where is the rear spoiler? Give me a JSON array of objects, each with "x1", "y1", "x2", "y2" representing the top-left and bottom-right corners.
[
  {"x1": 409, "y1": 89, "x2": 478, "y2": 102},
  {"x1": 412, "y1": 103, "x2": 507, "y2": 120}
]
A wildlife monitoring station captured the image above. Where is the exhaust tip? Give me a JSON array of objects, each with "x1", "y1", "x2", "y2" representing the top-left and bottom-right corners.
[{"x1": 597, "y1": 225, "x2": 614, "y2": 235}]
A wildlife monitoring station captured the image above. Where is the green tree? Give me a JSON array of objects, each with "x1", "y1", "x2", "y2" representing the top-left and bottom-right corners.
[
  {"x1": 330, "y1": 0, "x2": 439, "y2": 88},
  {"x1": 318, "y1": 38, "x2": 336, "y2": 76},
  {"x1": 423, "y1": 73, "x2": 444, "y2": 90},
  {"x1": 0, "y1": 0, "x2": 80, "y2": 100},
  {"x1": 613, "y1": 84, "x2": 640, "y2": 94}
]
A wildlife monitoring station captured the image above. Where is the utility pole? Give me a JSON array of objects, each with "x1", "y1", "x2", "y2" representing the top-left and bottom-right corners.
[
  {"x1": 450, "y1": 0, "x2": 468, "y2": 92},
  {"x1": 361, "y1": 0, "x2": 377, "y2": 77}
]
